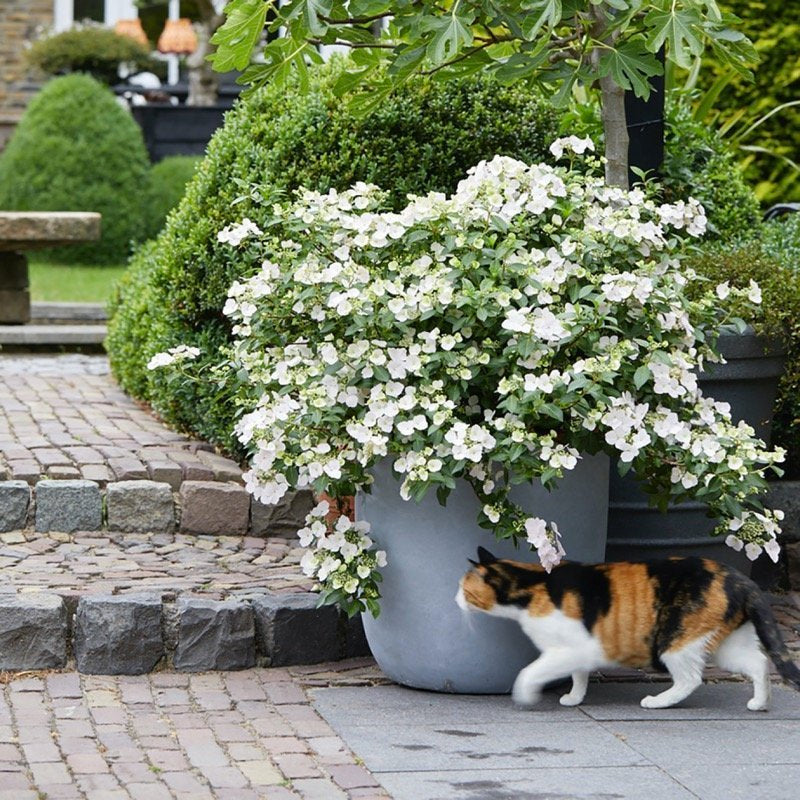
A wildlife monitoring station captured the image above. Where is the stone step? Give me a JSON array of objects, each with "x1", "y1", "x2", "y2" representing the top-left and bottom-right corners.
[
  {"x1": 0, "y1": 588, "x2": 369, "y2": 674},
  {"x1": 30, "y1": 301, "x2": 107, "y2": 323},
  {"x1": 0, "y1": 527, "x2": 370, "y2": 673},
  {"x1": 0, "y1": 478, "x2": 314, "y2": 538},
  {"x1": 0, "y1": 323, "x2": 107, "y2": 347}
]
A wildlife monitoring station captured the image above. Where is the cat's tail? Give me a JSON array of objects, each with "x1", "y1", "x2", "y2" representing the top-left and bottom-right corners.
[{"x1": 745, "y1": 589, "x2": 800, "y2": 690}]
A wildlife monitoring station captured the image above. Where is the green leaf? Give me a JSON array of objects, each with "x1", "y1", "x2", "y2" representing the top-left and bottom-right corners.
[
  {"x1": 210, "y1": 0, "x2": 268, "y2": 73},
  {"x1": 598, "y1": 39, "x2": 662, "y2": 99},
  {"x1": 644, "y1": 6, "x2": 704, "y2": 69},
  {"x1": 424, "y1": 12, "x2": 474, "y2": 65},
  {"x1": 519, "y1": 0, "x2": 563, "y2": 39},
  {"x1": 633, "y1": 364, "x2": 651, "y2": 390}
]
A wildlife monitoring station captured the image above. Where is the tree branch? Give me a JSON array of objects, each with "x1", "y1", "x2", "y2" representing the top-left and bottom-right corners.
[{"x1": 320, "y1": 13, "x2": 393, "y2": 26}]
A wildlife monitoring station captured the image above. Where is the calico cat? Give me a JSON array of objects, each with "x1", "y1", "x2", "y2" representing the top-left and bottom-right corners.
[{"x1": 456, "y1": 547, "x2": 800, "y2": 711}]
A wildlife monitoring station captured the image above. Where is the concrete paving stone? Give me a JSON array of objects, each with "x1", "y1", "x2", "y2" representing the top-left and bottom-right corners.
[
  {"x1": 576, "y1": 680, "x2": 800, "y2": 720},
  {"x1": 179, "y1": 481, "x2": 250, "y2": 536},
  {"x1": 47, "y1": 465, "x2": 82, "y2": 480},
  {"x1": 0, "y1": 593, "x2": 66, "y2": 669},
  {"x1": 250, "y1": 491, "x2": 314, "y2": 538},
  {"x1": 291, "y1": 777, "x2": 348, "y2": 800},
  {"x1": 145, "y1": 460, "x2": 183, "y2": 490},
  {"x1": 252, "y1": 593, "x2": 342, "y2": 667},
  {"x1": 377, "y1": 765, "x2": 696, "y2": 800},
  {"x1": 35, "y1": 480, "x2": 102, "y2": 533},
  {"x1": 106, "y1": 481, "x2": 175, "y2": 535},
  {"x1": 30, "y1": 448, "x2": 73, "y2": 467},
  {"x1": 173, "y1": 597, "x2": 255, "y2": 672},
  {"x1": 80, "y1": 464, "x2": 113, "y2": 485},
  {"x1": 63, "y1": 446, "x2": 105, "y2": 464},
  {"x1": 174, "y1": 457, "x2": 216, "y2": 482},
  {"x1": 8, "y1": 460, "x2": 40, "y2": 484},
  {"x1": 107, "y1": 459, "x2": 148, "y2": 481},
  {"x1": 609, "y1": 718, "x2": 800, "y2": 768},
  {"x1": 0, "y1": 480, "x2": 29, "y2": 531},
  {"x1": 74, "y1": 594, "x2": 164, "y2": 675},
  {"x1": 195, "y1": 451, "x2": 243, "y2": 483},
  {"x1": 668, "y1": 763, "x2": 800, "y2": 800}
]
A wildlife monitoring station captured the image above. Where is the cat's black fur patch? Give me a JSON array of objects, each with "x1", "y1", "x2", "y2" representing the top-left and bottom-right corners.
[{"x1": 544, "y1": 563, "x2": 612, "y2": 631}]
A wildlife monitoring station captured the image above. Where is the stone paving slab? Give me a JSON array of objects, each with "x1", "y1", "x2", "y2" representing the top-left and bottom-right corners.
[
  {"x1": 0, "y1": 662, "x2": 392, "y2": 800},
  {"x1": 310, "y1": 681, "x2": 800, "y2": 800}
]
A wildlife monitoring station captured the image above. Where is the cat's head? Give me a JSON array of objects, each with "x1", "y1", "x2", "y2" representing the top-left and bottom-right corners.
[{"x1": 455, "y1": 546, "x2": 502, "y2": 613}]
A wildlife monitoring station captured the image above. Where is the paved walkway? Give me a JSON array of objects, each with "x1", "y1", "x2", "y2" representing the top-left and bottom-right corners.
[
  {"x1": 0, "y1": 528, "x2": 312, "y2": 599},
  {"x1": 0, "y1": 355, "x2": 237, "y2": 486},
  {"x1": 0, "y1": 660, "x2": 390, "y2": 800}
]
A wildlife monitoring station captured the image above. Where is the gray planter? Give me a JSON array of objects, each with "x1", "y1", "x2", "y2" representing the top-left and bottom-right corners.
[
  {"x1": 357, "y1": 454, "x2": 610, "y2": 694},
  {"x1": 607, "y1": 329, "x2": 785, "y2": 567}
]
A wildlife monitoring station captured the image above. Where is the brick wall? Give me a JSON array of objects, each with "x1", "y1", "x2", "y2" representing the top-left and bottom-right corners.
[{"x1": 0, "y1": 0, "x2": 53, "y2": 149}]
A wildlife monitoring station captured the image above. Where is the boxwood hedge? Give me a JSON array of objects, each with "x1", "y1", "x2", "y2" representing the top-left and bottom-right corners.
[
  {"x1": 107, "y1": 60, "x2": 560, "y2": 452},
  {"x1": 0, "y1": 74, "x2": 150, "y2": 264}
]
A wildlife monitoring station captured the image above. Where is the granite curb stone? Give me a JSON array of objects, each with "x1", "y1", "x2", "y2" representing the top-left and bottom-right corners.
[
  {"x1": 0, "y1": 593, "x2": 67, "y2": 669},
  {"x1": 252, "y1": 592, "x2": 343, "y2": 667},
  {"x1": 34, "y1": 479, "x2": 101, "y2": 532},
  {"x1": 174, "y1": 597, "x2": 256, "y2": 671},
  {"x1": 250, "y1": 490, "x2": 315, "y2": 537},
  {"x1": 74, "y1": 593, "x2": 164, "y2": 674},
  {"x1": 179, "y1": 480, "x2": 251, "y2": 535},
  {"x1": 0, "y1": 480, "x2": 29, "y2": 531},
  {"x1": 106, "y1": 479, "x2": 175, "y2": 534}
]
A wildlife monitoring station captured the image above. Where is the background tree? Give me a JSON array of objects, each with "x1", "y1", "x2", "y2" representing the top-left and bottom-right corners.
[{"x1": 209, "y1": 0, "x2": 757, "y2": 189}]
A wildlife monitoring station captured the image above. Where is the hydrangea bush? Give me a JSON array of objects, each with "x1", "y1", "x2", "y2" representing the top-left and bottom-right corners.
[{"x1": 151, "y1": 140, "x2": 785, "y2": 616}]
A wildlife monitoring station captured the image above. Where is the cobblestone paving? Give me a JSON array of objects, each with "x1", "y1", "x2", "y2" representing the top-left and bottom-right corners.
[
  {"x1": 0, "y1": 660, "x2": 391, "y2": 800},
  {"x1": 0, "y1": 355, "x2": 240, "y2": 486},
  {"x1": 0, "y1": 529, "x2": 313, "y2": 599}
]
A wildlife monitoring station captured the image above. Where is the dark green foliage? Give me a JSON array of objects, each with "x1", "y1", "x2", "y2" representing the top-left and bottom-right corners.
[
  {"x1": 107, "y1": 59, "x2": 560, "y2": 450},
  {"x1": 144, "y1": 156, "x2": 203, "y2": 240},
  {"x1": 661, "y1": 102, "x2": 761, "y2": 240},
  {"x1": 0, "y1": 75, "x2": 150, "y2": 264},
  {"x1": 686, "y1": 243, "x2": 800, "y2": 477},
  {"x1": 26, "y1": 27, "x2": 153, "y2": 85}
]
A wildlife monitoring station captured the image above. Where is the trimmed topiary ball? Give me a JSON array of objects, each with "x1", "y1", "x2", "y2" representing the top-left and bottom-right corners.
[
  {"x1": 144, "y1": 155, "x2": 203, "y2": 240},
  {"x1": 107, "y1": 59, "x2": 560, "y2": 451},
  {"x1": 0, "y1": 74, "x2": 150, "y2": 264}
]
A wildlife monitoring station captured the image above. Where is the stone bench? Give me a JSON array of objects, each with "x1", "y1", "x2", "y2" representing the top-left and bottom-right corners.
[{"x1": 0, "y1": 211, "x2": 101, "y2": 324}]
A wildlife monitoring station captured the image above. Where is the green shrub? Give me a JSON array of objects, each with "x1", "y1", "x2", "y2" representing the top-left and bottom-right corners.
[
  {"x1": 0, "y1": 74, "x2": 150, "y2": 264},
  {"x1": 144, "y1": 156, "x2": 202, "y2": 240},
  {"x1": 686, "y1": 244, "x2": 800, "y2": 478},
  {"x1": 661, "y1": 102, "x2": 761, "y2": 240},
  {"x1": 760, "y1": 214, "x2": 800, "y2": 268},
  {"x1": 107, "y1": 59, "x2": 560, "y2": 452},
  {"x1": 26, "y1": 26, "x2": 153, "y2": 86}
]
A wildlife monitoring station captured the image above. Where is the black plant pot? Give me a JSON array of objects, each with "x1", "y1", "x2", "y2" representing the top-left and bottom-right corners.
[{"x1": 606, "y1": 329, "x2": 785, "y2": 569}]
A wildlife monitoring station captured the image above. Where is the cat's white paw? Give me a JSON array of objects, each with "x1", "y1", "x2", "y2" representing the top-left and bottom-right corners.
[
  {"x1": 512, "y1": 677, "x2": 540, "y2": 707},
  {"x1": 559, "y1": 693, "x2": 584, "y2": 707},
  {"x1": 640, "y1": 694, "x2": 669, "y2": 709},
  {"x1": 747, "y1": 698, "x2": 769, "y2": 712}
]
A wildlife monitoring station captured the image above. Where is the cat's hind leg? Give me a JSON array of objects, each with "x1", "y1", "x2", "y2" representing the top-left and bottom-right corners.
[
  {"x1": 559, "y1": 670, "x2": 590, "y2": 707},
  {"x1": 641, "y1": 636, "x2": 709, "y2": 709},
  {"x1": 512, "y1": 649, "x2": 593, "y2": 707},
  {"x1": 712, "y1": 622, "x2": 771, "y2": 711}
]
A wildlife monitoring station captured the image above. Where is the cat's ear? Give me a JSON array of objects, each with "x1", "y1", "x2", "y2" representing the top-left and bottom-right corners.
[
  {"x1": 467, "y1": 558, "x2": 479, "y2": 567},
  {"x1": 477, "y1": 546, "x2": 497, "y2": 565}
]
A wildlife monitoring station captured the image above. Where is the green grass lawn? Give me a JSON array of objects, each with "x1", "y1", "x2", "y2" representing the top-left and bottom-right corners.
[{"x1": 28, "y1": 262, "x2": 127, "y2": 303}]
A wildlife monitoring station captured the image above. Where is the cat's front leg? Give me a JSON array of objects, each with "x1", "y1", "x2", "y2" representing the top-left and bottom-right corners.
[
  {"x1": 512, "y1": 649, "x2": 589, "y2": 707},
  {"x1": 559, "y1": 670, "x2": 589, "y2": 706}
]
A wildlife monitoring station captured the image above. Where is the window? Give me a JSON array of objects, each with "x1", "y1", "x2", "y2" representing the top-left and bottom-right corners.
[{"x1": 73, "y1": 0, "x2": 104, "y2": 23}]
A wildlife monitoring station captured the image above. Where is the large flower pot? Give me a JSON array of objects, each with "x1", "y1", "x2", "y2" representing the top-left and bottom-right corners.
[
  {"x1": 356, "y1": 454, "x2": 610, "y2": 693},
  {"x1": 607, "y1": 329, "x2": 785, "y2": 569}
]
